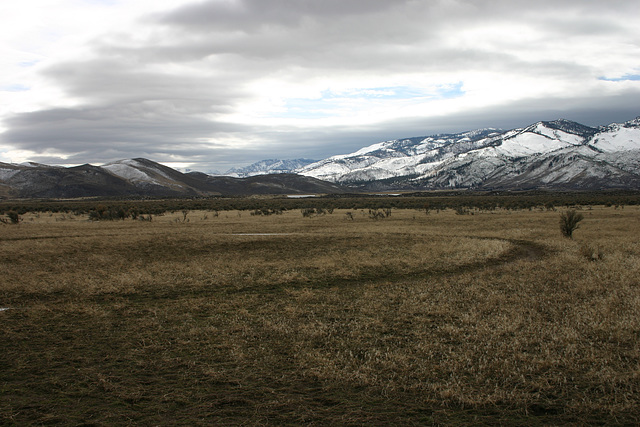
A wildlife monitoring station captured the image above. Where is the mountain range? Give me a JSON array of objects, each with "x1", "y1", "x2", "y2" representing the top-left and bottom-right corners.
[
  {"x1": 238, "y1": 117, "x2": 640, "y2": 191},
  {"x1": 0, "y1": 158, "x2": 345, "y2": 199},
  {"x1": 1, "y1": 116, "x2": 639, "y2": 198}
]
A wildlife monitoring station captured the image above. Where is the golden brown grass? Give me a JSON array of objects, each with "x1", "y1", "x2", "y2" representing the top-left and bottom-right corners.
[{"x1": 1, "y1": 206, "x2": 639, "y2": 425}]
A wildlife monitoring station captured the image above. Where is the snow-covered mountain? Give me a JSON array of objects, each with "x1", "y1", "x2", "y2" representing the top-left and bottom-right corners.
[
  {"x1": 297, "y1": 128, "x2": 505, "y2": 183},
  {"x1": 293, "y1": 117, "x2": 640, "y2": 190},
  {"x1": 226, "y1": 158, "x2": 316, "y2": 177}
]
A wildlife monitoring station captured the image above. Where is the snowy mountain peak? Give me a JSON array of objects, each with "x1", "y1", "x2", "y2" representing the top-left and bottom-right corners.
[
  {"x1": 543, "y1": 119, "x2": 598, "y2": 138},
  {"x1": 519, "y1": 119, "x2": 595, "y2": 139}
]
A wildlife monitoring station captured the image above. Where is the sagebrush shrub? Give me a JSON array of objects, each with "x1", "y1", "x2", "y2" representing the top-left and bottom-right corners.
[
  {"x1": 560, "y1": 210, "x2": 583, "y2": 238},
  {"x1": 0, "y1": 211, "x2": 21, "y2": 224}
]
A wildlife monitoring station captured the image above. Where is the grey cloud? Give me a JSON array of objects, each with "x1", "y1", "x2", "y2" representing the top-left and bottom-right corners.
[
  {"x1": 155, "y1": 0, "x2": 412, "y2": 31},
  {"x1": 158, "y1": 0, "x2": 627, "y2": 35},
  {"x1": 133, "y1": 0, "x2": 629, "y2": 77},
  {"x1": 96, "y1": 28, "x2": 589, "y2": 84},
  {"x1": 143, "y1": 1, "x2": 449, "y2": 65},
  {"x1": 42, "y1": 59, "x2": 249, "y2": 110},
  {"x1": 1, "y1": 102, "x2": 248, "y2": 164}
]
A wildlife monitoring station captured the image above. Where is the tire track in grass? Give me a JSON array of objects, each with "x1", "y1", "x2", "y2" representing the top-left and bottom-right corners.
[
  {"x1": 355, "y1": 237, "x2": 548, "y2": 286},
  {"x1": 262, "y1": 236, "x2": 549, "y2": 293}
]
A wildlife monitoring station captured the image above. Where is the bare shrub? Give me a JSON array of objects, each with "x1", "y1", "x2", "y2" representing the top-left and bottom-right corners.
[
  {"x1": 251, "y1": 208, "x2": 283, "y2": 216},
  {"x1": 89, "y1": 206, "x2": 130, "y2": 221},
  {"x1": 0, "y1": 211, "x2": 22, "y2": 224},
  {"x1": 301, "y1": 208, "x2": 315, "y2": 217},
  {"x1": 368, "y1": 208, "x2": 391, "y2": 220},
  {"x1": 301, "y1": 208, "x2": 325, "y2": 217},
  {"x1": 559, "y1": 209, "x2": 583, "y2": 238},
  {"x1": 454, "y1": 206, "x2": 472, "y2": 215},
  {"x1": 8, "y1": 211, "x2": 21, "y2": 224}
]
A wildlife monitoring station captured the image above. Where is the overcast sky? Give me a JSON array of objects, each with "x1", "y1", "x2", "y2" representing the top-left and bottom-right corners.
[{"x1": 1, "y1": 0, "x2": 639, "y2": 172}]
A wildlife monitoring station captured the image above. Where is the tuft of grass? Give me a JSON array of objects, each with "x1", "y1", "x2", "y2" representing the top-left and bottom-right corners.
[{"x1": 579, "y1": 243, "x2": 604, "y2": 261}]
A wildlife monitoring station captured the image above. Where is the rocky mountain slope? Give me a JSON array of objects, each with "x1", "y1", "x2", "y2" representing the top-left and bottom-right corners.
[
  {"x1": 294, "y1": 117, "x2": 640, "y2": 190},
  {"x1": 0, "y1": 158, "x2": 346, "y2": 199},
  {"x1": 225, "y1": 158, "x2": 316, "y2": 177}
]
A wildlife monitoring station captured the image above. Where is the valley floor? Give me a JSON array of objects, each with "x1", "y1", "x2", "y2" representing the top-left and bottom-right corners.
[{"x1": 1, "y1": 207, "x2": 639, "y2": 425}]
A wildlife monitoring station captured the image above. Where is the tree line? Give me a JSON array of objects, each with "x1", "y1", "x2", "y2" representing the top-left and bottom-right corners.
[{"x1": 1, "y1": 191, "x2": 639, "y2": 218}]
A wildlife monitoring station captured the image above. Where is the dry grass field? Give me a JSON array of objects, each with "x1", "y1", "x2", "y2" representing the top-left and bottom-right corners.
[{"x1": 1, "y1": 206, "x2": 639, "y2": 425}]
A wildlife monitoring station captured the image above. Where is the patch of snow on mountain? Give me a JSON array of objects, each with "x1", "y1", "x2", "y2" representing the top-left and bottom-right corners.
[
  {"x1": 495, "y1": 132, "x2": 573, "y2": 157},
  {"x1": 342, "y1": 142, "x2": 387, "y2": 158},
  {"x1": 596, "y1": 150, "x2": 640, "y2": 174},
  {"x1": 413, "y1": 139, "x2": 445, "y2": 155},
  {"x1": 0, "y1": 168, "x2": 20, "y2": 181},
  {"x1": 533, "y1": 123, "x2": 584, "y2": 146},
  {"x1": 414, "y1": 159, "x2": 447, "y2": 177},
  {"x1": 589, "y1": 126, "x2": 640, "y2": 152},
  {"x1": 341, "y1": 168, "x2": 397, "y2": 182},
  {"x1": 378, "y1": 155, "x2": 422, "y2": 172},
  {"x1": 226, "y1": 158, "x2": 316, "y2": 177},
  {"x1": 103, "y1": 160, "x2": 160, "y2": 184},
  {"x1": 539, "y1": 161, "x2": 586, "y2": 184},
  {"x1": 299, "y1": 162, "x2": 353, "y2": 181}
]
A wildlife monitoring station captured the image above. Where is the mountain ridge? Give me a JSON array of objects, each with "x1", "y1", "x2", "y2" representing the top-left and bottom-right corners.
[
  {"x1": 0, "y1": 158, "x2": 347, "y2": 199},
  {"x1": 292, "y1": 116, "x2": 640, "y2": 190}
]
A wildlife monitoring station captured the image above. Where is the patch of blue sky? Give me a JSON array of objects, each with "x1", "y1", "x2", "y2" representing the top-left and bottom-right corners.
[
  {"x1": 274, "y1": 83, "x2": 465, "y2": 119},
  {"x1": 1, "y1": 84, "x2": 30, "y2": 92},
  {"x1": 274, "y1": 100, "x2": 335, "y2": 119},
  {"x1": 599, "y1": 74, "x2": 640, "y2": 82},
  {"x1": 19, "y1": 60, "x2": 40, "y2": 68},
  {"x1": 322, "y1": 83, "x2": 464, "y2": 100},
  {"x1": 83, "y1": 0, "x2": 118, "y2": 5},
  {"x1": 436, "y1": 82, "x2": 465, "y2": 99}
]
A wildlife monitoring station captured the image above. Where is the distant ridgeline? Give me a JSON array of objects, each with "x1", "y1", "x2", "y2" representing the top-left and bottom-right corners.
[{"x1": 1, "y1": 116, "x2": 639, "y2": 199}]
